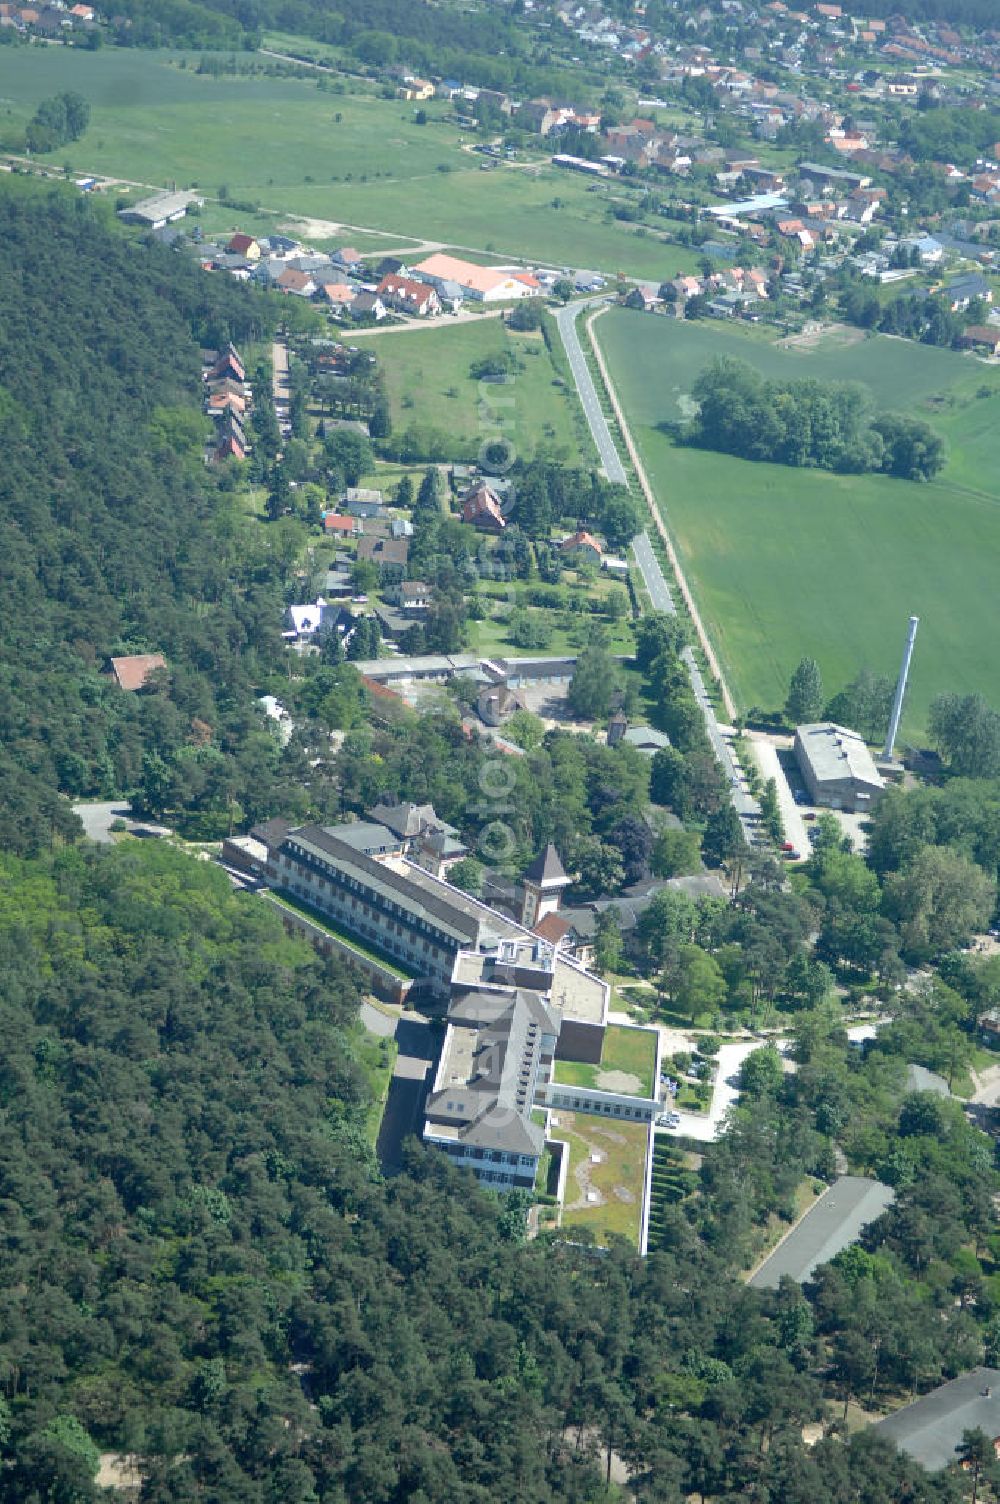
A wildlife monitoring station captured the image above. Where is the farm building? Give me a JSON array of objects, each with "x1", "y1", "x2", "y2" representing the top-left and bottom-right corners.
[{"x1": 793, "y1": 722, "x2": 886, "y2": 813}]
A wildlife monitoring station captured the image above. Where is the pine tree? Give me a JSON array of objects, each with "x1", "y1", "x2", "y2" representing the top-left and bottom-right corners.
[{"x1": 785, "y1": 657, "x2": 824, "y2": 725}]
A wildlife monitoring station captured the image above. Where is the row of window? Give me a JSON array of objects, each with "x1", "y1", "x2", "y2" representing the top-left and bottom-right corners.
[{"x1": 551, "y1": 1094, "x2": 652, "y2": 1121}]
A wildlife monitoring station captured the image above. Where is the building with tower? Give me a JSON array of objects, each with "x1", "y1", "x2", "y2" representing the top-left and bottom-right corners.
[{"x1": 520, "y1": 844, "x2": 572, "y2": 928}]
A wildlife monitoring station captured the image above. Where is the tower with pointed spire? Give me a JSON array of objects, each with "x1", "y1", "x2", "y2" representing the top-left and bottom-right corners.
[{"x1": 520, "y1": 843, "x2": 571, "y2": 928}]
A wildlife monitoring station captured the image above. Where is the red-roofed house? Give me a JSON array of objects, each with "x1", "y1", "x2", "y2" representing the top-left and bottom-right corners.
[
  {"x1": 324, "y1": 512, "x2": 359, "y2": 536},
  {"x1": 109, "y1": 654, "x2": 167, "y2": 692},
  {"x1": 227, "y1": 233, "x2": 261, "y2": 261},
  {"x1": 207, "y1": 346, "x2": 245, "y2": 384},
  {"x1": 376, "y1": 274, "x2": 441, "y2": 316},
  {"x1": 559, "y1": 530, "x2": 603, "y2": 565},
  {"x1": 462, "y1": 483, "x2": 506, "y2": 532}
]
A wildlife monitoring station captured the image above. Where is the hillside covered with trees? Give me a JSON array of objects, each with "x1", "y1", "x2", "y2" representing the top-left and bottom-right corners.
[
  {"x1": 0, "y1": 187, "x2": 305, "y2": 851},
  {"x1": 0, "y1": 840, "x2": 984, "y2": 1504}
]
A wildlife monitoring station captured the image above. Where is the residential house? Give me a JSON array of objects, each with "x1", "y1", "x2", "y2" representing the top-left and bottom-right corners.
[
  {"x1": 351, "y1": 292, "x2": 387, "y2": 321},
  {"x1": 622, "y1": 726, "x2": 673, "y2": 756},
  {"x1": 559, "y1": 529, "x2": 603, "y2": 565},
  {"x1": 900, "y1": 233, "x2": 943, "y2": 265},
  {"x1": 477, "y1": 682, "x2": 526, "y2": 727},
  {"x1": 206, "y1": 344, "x2": 245, "y2": 384},
  {"x1": 206, "y1": 389, "x2": 246, "y2": 418},
  {"x1": 357, "y1": 535, "x2": 410, "y2": 574},
  {"x1": 344, "y1": 488, "x2": 385, "y2": 518},
  {"x1": 323, "y1": 512, "x2": 359, "y2": 537},
  {"x1": 518, "y1": 98, "x2": 561, "y2": 134},
  {"x1": 377, "y1": 274, "x2": 442, "y2": 316},
  {"x1": 462, "y1": 483, "x2": 507, "y2": 531},
  {"x1": 284, "y1": 599, "x2": 355, "y2": 643},
  {"x1": 960, "y1": 325, "x2": 1000, "y2": 355},
  {"x1": 389, "y1": 580, "x2": 433, "y2": 612},
  {"x1": 944, "y1": 272, "x2": 993, "y2": 311},
  {"x1": 109, "y1": 653, "x2": 167, "y2": 692},
  {"x1": 276, "y1": 267, "x2": 317, "y2": 298},
  {"x1": 227, "y1": 232, "x2": 261, "y2": 261},
  {"x1": 320, "y1": 282, "x2": 357, "y2": 313},
  {"x1": 332, "y1": 247, "x2": 365, "y2": 272},
  {"x1": 400, "y1": 77, "x2": 435, "y2": 100}
]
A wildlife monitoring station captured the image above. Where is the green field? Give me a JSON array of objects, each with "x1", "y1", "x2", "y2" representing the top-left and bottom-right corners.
[
  {"x1": 596, "y1": 310, "x2": 1000, "y2": 734},
  {"x1": 0, "y1": 46, "x2": 702, "y2": 277},
  {"x1": 364, "y1": 317, "x2": 595, "y2": 464},
  {"x1": 553, "y1": 1110, "x2": 647, "y2": 1246},
  {"x1": 553, "y1": 1024, "x2": 657, "y2": 1096}
]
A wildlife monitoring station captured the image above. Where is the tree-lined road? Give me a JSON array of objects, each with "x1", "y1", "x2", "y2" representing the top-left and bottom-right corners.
[
  {"x1": 553, "y1": 300, "x2": 627, "y2": 484},
  {"x1": 555, "y1": 307, "x2": 761, "y2": 845},
  {"x1": 631, "y1": 535, "x2": 761, "y2": 844}
]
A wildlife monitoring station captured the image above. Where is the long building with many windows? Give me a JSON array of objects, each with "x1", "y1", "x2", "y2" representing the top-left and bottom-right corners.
[{"x1": 270, "y1": 823, "x2": 526, "y2": 990}]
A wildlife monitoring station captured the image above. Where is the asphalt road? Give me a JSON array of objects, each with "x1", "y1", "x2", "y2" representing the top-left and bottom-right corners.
[
  {"x1": 632, "y1": 530, "x2": 675, "y2": 615},
  {"x1": 366, "y1": 1008, "x2": 438, "y2": 1174},
  {"x1": 553, "y1": 301, "x2": 627, "y2": 484}
]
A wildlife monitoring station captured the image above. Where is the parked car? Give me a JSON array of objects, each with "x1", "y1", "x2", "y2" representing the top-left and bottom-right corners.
[
  {"x1": 782, "y1": 848, "x2": 801, "y2": 861},
  {"x1": 781, "y1": 840, "x2": 795, "y2": 852}
]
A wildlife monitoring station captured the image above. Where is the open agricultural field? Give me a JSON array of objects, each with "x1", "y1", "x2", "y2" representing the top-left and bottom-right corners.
[
  {"x1": 0, "y1": 46, "x2": 701, "y2": 278},
  {"x1": 597, "y1": 309, "x2": 1000, "y2": 735},
  {"x1": 364, "y1": 316, "x2": 596, "y2": 465}
]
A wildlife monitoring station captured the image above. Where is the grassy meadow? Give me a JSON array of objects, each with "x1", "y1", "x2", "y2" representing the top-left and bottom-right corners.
[
  {"x1": 0, "y1": 46, "x2": 701, "y2": 278},
  {"x1": 363, "y1": 316, "x2": 596, "y2": 464},
  {"x1": 596, "y1": 309, "x2": 1000, "y2": 735}
]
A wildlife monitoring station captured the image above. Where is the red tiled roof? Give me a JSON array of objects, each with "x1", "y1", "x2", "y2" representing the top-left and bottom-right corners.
[
  {"x1": 110, "y1": 653, "x2": 166, "y2": 692},
  {"x1": 533, "y1": 912, "x2": 572, "y2": 944}
]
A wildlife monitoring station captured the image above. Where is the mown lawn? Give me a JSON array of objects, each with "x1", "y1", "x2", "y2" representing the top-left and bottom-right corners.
[
  {"x1": 556, "y1": 1024, "x2": 657, "y2": 1096},
  {"x1": 596, "y1": 309, "x2": 1000, "y2": 736},
  {"x1": 355, "y1": 1030, "x2": 398, "y2": 1147},
  {"x1": 0, "y1": 46, "x2": 705, "y2": 276}
]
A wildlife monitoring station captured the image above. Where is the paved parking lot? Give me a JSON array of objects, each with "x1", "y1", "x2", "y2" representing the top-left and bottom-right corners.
[{"x1": 749, "y1": 737, "x2": 811, "y2": 861}]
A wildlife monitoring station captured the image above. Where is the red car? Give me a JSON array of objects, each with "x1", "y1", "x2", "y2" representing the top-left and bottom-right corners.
[{"x1": 781, "y1": 840, "x2": 795, "y2": 851}]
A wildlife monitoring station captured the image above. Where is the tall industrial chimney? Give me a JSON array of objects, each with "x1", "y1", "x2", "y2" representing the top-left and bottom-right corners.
[{"x1": 883, "y1": 615, "x2": 919, "y2": 761}]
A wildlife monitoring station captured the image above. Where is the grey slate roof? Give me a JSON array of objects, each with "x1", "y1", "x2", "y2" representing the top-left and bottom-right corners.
[
  {"x1": 873, "y1": 1368, "x2": 1000, "y2": 1472},
  {"x1": 749, "y1": 1176, "x2": 895, "y2": 1290},
  {"x1": 523, "y1": 843, "x2": 568, "y2": 886},
  {"x1": 425, "y1": 988, "x2": 557, "y2": 1155}
]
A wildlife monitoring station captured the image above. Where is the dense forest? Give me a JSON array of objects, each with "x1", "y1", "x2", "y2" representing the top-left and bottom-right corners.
[
  {"x1": 0, "y1": 186, "x2": 318, "y2": 850},
  {"x1": 0, "y1": 839, "x2": 991, "y2": 1503}
]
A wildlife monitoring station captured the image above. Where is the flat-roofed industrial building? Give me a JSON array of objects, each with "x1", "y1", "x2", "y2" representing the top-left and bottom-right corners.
[{"x1": 793, "y1": 722, "x2": 886, "y2": 813}]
